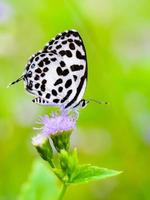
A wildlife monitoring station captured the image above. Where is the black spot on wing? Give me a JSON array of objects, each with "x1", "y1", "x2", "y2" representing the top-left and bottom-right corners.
[
  {"x1": 41, "y1": 73, "x2": 45, "y2": 77},
  {"x1": 60, "y1": 61, "x2": 66, "y2": 67},
  {"x1": 40, "y1": 53, "x2": 46, "y2": 57},
  {"x1": 58, "y1": 86, "x2": 63, "y2": 92},
  {"x1": 52, "y1": 89, "x2": 57, "y2": 96},
  {"x1": 55, "y1": 35, "x2": 61, "y2": 40},
  {"x1": 62, "y1": 69, "x2": 69, "y2": 76},
  {"x1": 46, "y1": 93, "x2": 51, "y2": 99},
  {"x1": 35, "y1": 56, "x2": 39, "y2": 61},
  {"x1": 61, "y1": 90, "x2": 72, "y2": 103},
  {"x1": 49, "y1": 40, "x2": 54, "y2": 45},
  {"x1": 41, "y1": 84, "x2": 46, "y2": 92},
  {"x1": 51, "y1": 57, "x2": 57, "y2": 62},
  {"x1": 59, "y1": 50, "x2": 66, "y2": 56},
  {"x1": 76, "y1": 50, "x2": 85, "y2": 60},
  {"x1": 56, "y1": 67, "x2": 62, "y2": 76},
  {"x1": 74, "y1": 39, "x2": 82, "y2": 46},
  {"x1": 42, "y1": 79, "x2": 47, "y2": 84},
  {"x1": 53, "y1": 99, "x2": 59, "y2": 103},
  {"x1": 38, "y1": 91, "x2": 42, "y2": 96},
  {"x1": 73, "y1": 75, "x2": 77, "y2": 81},
  {"x1": 69, "y1": 43, "x2": 75, "y2": 50},
  {"x1": 65, "y1": 79, "x2": 72, "y2": 88},
  {"x1": 62, "y1": 40, "x2": 67, "y2": 45},
  {"x1": 66, "y1": 50, "x2": 72, "y2": 57},
  {"x1": 48, "y1": 46, "x2": 52, "y2": 50},
  {"x1": 61, "y1": 32, "x2": 66, "y2": 37},
  {"x1": 43, "y1": 67, "x2": 49, "y2": 72},
  {"x1": 56, "y1": 45, "x2": 62, "y2": 49},
  {"x1": 35, "y1": 68, "x2": 42, "y2": 73},
  {"x1": 68, "y1": 39, "x2": 73, "y2": 42},
  {"x1": 35, "y1": 83, "x2": 40, "y2": 89},
  {"x1": 34, "y1": 75, "x2": 40, "y2": 80},
  {"x1": 54, "y1": 40, "x2": 58, "y2": 44},
  {"x1": 70, "y1": 64, "x2": 84, "y2": 71},
  {"x1": 54, "y1": 78, "x2": 63, "y2": 86}
]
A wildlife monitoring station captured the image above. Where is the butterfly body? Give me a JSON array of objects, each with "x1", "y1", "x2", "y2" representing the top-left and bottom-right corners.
[{"x1": 10, "y1": 30, "x2": 88, "y2": 112}]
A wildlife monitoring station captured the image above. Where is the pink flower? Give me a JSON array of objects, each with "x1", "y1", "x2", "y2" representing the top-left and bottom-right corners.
[{"x1": 40, "y1": 112, "x2": 76, "y2": 136}]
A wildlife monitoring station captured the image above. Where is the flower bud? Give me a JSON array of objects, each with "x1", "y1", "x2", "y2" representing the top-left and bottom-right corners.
[
  {"x1": 51, "y1": 130, "x2": 72, "y2": 152},
  {"x1": 32, "y1": 134, "x2": 53, "y2": 166}
]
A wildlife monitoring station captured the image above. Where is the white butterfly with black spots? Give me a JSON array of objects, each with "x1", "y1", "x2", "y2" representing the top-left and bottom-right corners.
[{"x1": 10, "y1": 30, "x2": 89, "y2": 113}]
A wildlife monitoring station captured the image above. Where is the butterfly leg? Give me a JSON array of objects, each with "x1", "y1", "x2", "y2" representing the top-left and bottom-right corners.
[
  {"x1": 60, "y1": 106, "x2": 68, "y2": 116},
  {"x1": 72, "y1": 109, "x2": 79, "y2": 120}
]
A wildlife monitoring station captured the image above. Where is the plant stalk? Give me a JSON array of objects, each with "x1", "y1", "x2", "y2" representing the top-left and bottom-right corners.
[{"x1": 58, "y1": 183, "x2": 68, "y2": 200}]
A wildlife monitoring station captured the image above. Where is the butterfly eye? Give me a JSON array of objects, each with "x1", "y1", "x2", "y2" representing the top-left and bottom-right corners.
[
  {"x1": 26, "y1": 71, "x2": 32, "y2": 78},
  {"x1": 31, "y1": 63, "x2": 35, "y2": 69}
]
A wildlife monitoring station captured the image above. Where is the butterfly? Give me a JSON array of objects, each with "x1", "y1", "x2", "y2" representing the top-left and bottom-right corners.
[{"x1": 9, "y1": 30, "x2": 90, "y2": 113}]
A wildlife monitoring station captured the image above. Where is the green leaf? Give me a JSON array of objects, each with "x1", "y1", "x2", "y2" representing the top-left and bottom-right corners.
[
  {"x1": 19, "y1": 159, "x2": 58, "y2": 200},
  {"x1": 70, "y1": 164, "x2": 122, "y2": 184}
]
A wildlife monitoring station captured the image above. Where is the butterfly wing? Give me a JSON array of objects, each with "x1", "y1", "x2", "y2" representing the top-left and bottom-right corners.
[
  {"x1": 43, "y1": 30, "x2": 87, "y2": 110},
  {"x1": 24, "y1": 30, "x2": 87, "y2": 110}
]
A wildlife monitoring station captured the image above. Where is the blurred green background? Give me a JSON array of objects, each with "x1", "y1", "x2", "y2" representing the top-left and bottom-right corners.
[{"x1": 1, "y1": 0, "x2": 150, "y2": 199}]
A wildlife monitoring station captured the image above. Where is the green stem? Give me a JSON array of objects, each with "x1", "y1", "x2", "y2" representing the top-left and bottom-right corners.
[
  {"x1": 58, "y1": 183, "x2": 68, "y2": 200},
  {"x1": 49, "y1": 160, "x2": 55, "y2": 168}
]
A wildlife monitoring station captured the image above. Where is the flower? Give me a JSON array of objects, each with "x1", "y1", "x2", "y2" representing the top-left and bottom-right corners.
[
  {"x1": 33, "y1": 112, "x2": 77, "y2": 153},
  {"x1": 40, "y1": 112, "x2": 76, "y2": 136}
]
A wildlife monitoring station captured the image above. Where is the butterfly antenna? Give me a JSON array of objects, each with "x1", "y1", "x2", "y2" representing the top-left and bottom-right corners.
[
  {"x1": 87, "y1": 98, "x2": 109, "y2": 105},
  {"x1": 7, "y1": 75, "x2": 24, "y2": 88}
]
